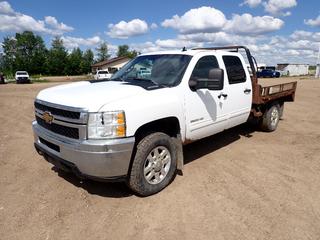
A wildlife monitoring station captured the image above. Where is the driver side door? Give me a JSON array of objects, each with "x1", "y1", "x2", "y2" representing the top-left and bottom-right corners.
[{"x1": 185, "y1": 55, "x2": 229, "y2": 141}]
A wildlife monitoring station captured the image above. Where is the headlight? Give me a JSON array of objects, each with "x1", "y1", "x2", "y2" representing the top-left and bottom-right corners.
[{"x1": 87, "y1": 111, "x2": 126, "y2": 139}]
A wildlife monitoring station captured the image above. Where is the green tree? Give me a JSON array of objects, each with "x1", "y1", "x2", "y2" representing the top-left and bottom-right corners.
[
  {"x1": 65, "y1": 47, "x2": 83, "y2": 75},
  {"x1": 117, "y1": 45, "x2": 138, "y2": 59},
  {"x1": 96, "y1": 42, "x2": 110, "y2": 62},
  {"x1": 1, "y1": 36, "x2": 17, "y2": 75},
  {"x1": 14, "y1": 31, "x2": 47, "y2": 74},
  {"x1": 80, "y1": 49, "x2": 94, "y2": 74},
  {"x1": 46, "y1": 37, "x2": 68, "y2": 75}
]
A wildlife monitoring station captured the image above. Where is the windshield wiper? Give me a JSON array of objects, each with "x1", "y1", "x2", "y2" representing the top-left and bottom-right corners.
[
  {"x1": 109, "y1": 76, "x2": 124, "y2": 82},
  {"x1": 126, "y1": 77, "x2": 168, "y2": 88}
]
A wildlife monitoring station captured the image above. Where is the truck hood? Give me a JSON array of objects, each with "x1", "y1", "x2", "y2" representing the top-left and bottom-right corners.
[{"x1": 36, "y1": 80, "x2": 148, "y2": 111}]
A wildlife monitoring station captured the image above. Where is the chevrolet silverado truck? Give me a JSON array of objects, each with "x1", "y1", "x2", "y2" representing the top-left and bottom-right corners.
[{"x1": 33, "y1": 46, "x2": 297, "y2": 196}]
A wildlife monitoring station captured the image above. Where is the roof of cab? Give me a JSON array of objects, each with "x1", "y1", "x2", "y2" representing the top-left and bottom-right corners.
[{"x1": 140, "y1": 49, "x2": 231, "y2": 57}]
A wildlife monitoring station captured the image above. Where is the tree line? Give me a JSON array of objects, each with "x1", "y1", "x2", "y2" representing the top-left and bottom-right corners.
[{"x1": 0, "y1": 31, "x2": 139, "y2": 76}]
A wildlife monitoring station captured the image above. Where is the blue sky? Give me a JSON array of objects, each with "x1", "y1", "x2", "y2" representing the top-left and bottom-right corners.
[{"x1": 0, "y1": 0, "x2": 320, "y2": 64}]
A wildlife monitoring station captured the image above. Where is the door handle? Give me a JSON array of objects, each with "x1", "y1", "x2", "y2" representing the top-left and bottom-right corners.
[
  {"x1": 244, "y1": 88, "x2": 251, "y2": 94},
  {"x1": 218, "y1": 93, "x2": 228, "y2": 99}
]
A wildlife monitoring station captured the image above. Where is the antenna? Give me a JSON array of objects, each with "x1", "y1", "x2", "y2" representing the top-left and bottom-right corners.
[{"x1": 182, "y1": 47, "x2": 187, "y2": 52}]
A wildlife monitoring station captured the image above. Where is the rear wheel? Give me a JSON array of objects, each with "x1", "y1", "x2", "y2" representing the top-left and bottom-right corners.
[
  {"x1": 128, "y1": 132, "x2": 177, "y2": 196},
  {"x1": 260, "y1": 104, "x2": 280, "y2": 132}
]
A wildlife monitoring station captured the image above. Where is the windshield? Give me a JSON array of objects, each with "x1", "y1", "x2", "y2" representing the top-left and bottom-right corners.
[
  {"x1": 110, "y1": 54, "x2": 192, "y2": 87},
  {"x1": 98, "y1": 71, "x2": 109, "y2": 74},
  {"x1": 16, "y1": 71, "x2": 27, "y2": 75}
]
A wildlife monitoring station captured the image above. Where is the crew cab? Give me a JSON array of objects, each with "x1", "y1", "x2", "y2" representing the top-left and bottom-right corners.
[
  {"x1": 15, "y1": 71, "x2": 30, "y2": 83},
  {"x1": 32, "y1": 46, "x2": 297, "y2": 196},
  {"x1": 94, "y1": 70, "x2": 112, "y2": 80}
]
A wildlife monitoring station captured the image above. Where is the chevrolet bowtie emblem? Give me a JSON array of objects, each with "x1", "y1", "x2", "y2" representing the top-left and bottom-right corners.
[{"x1": 43, "y1": 111, "x2": 54, "y2": 124}]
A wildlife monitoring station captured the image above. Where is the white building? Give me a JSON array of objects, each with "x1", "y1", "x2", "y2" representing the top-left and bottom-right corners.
[{"x1": 277, "y1": 64, "x2": 309, "y2": 76}]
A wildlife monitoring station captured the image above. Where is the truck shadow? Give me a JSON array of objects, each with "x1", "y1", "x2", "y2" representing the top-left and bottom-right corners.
[
  {"x1": 52, "y1": 168, "x2": 133, "y2": 198},
  {"x1": 183, "y1": 122, "x2": 255, "y2": 165},
  {"x1": 52, "y1": 123, "x2": 257, "y2": 198}
]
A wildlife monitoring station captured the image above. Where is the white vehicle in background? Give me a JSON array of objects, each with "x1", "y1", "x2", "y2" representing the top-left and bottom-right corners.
[
  {"x1": 15, "y1": 71, "x2": 30, "y2": 84},
  {"x1": 94, "y1": 70, "x2": 112, "y2": 80}
]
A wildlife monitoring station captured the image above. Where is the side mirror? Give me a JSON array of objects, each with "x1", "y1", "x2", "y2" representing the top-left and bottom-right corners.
[
  {"x1": 189, "y1": 68, "x2": 224, "y2": 91},
  {"x1": 207, "y1": 68, "x2": 224, "y2": 90}
]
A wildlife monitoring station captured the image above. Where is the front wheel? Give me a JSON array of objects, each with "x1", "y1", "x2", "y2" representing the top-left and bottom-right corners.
[{"x1": 127, "y1": 132, "x2": 177, "y2": 196}]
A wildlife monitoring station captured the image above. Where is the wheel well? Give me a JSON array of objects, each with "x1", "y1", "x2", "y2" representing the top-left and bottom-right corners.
[
  {"x1": 253, "y1": 100, "x2": 284, "y2": 115},
  {"x1": 134, "y1": 117, "x2": 181, "y2": 143},
  {"x1": 126, "y1": 117, "x2": 181, "y2": 178}
]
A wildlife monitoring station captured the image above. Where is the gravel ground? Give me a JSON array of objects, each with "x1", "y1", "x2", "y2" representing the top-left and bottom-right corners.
[{"x1": 0, "y1": 78, "x2": 320, "y2": 240}]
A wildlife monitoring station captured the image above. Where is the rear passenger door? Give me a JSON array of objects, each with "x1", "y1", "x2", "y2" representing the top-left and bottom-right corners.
[{"x1": 222, "y1": 55, "x2": 252, "y2": 129}]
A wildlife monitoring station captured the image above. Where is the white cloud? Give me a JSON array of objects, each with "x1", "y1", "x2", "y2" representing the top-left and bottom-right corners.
[
  {"x1": 304, "y1": 15, "x2": 320, "y2": 27},
  {"x1": 61, "y1": 36, "x2": 102, "y2": 49},
  {"x1": 290, "y1": 30, "x2": 320, "y2": 42},
  {"x1": 161, "y1": 7, "x2": 283, "y2": 36},
  {"x1": 286, "y1": 40, "x2": 319, "y2": 51},
  {"x1": 285, "y1": 49, "x2": 300, "y2": 56},
  {"x1": 179, "y1": 32, "x2": 262, "y2": 46},
  {"x1": 0, "y1": 1, "x2": 73, "y2": 35},
  {"x1": 161, "y1": 6, "x2": 227, "y2": 34},
  {"x1": 290, "y1": 30, "x2": 312, "y2": 40},
  {"x1": 0, "y1": 1, "x2": 14, "y2": 14},
  {"x1": 155, "y1": 38, "x2": 203, "y2": 49},
  {"x1": 0, "y1": 14, "x2": 47, "y2": 33},
  {"x1": 263, "y1": 0, "x2": 297, "y2": 16},
  {"x1": 261, "y1": 32, "x2": 320, "y2": 64},
  {"x1": 129, "y1": 27, "x2": 320, "y2": 65},
  {"x1": 107, "y1": 19, "x2": 149, "y2": 39},
  {"x1": 150, "y1": 23, "x2": 158, "y2": 29},
  {"x1": 130, "y1": 41, "x2": 163, "y2": 53},
  {"x1": 225, "y1": 14, "x2": 284, "y2": 35},
  {"x1": 240, "y1": 0, "x2": 262, "y2": 8},
  {"x1": 44, "y1": 16, "x2": 74, "y2": 34}
]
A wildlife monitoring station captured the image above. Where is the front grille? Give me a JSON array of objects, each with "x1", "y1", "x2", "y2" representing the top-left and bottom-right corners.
[
  {"x1": 36, "y1": 116, "x2": 79, "y2": 139},
  {"x1": 34, "y1": 102, "x2": 81, "y2": 119}
]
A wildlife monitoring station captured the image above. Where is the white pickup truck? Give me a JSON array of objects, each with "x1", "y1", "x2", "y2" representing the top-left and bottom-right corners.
[
  {"x1": 94, "y1": 70, "x2": 113, "y2": 80},
  {"x1": 15, "y1": 71, "x2": 30, "y2": 84},
  {"x1": 33, "y1": 46, "x2": 297, "y2": 196}
]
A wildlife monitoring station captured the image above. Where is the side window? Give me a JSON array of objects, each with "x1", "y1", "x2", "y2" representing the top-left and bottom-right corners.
[
  {"x1": 191, "y1": 56, "x2": 219, "y2": 79},
  {"x1": 223, "y1": 56, "x2": 246, "y2": 84}
]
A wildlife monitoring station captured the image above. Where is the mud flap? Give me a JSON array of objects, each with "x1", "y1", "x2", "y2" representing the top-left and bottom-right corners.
[{"x1": 172, "y1": 134, "x2": 184, "y2": 174}]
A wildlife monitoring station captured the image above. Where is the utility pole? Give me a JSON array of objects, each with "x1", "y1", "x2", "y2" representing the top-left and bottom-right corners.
[{"x1": 315, "y1": 45, "x2": 320, "y2": 78}]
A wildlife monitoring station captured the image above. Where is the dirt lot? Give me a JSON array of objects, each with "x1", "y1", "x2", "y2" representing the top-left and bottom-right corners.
[{"x1": 0, "y1": 78, "x2": 320, "y2": 240}]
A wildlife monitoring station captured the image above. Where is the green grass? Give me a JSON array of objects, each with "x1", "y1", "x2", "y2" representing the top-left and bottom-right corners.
[{"x1": 31, "y1": 78, "x2": 49, "y2": 83}]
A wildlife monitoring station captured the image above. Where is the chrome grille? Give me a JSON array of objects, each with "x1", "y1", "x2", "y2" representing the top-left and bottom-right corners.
[
  {"x1": 36, "y1": 116, "x2": 79, "y2": 139},
  {"x1": 34, "y1": 101, "x2": 81, "y2": 119},
  {"x1": 34, "y1": 100, "x2": 87, "y2": 140}
]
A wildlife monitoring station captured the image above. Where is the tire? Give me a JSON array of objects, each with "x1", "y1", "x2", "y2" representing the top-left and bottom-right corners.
[
  {"x1": 260, "y1": 104, "x2": 280, "y2": 132},
  {"x1": 128, "y1": 132, "x2": 177, "y2": 196}
]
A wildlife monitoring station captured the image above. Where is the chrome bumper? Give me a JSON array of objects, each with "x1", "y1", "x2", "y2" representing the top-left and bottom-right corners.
[{"x1": 32, "y1": 121, "x2": 135, "y2": 179}]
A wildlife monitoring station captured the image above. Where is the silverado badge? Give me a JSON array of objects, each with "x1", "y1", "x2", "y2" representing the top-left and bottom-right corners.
[{"x1": 43, "y1": 111, "x2": 54, "y2": 124}]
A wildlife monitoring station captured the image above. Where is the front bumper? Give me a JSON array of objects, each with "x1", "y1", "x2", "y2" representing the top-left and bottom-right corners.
[
  {"x1": 16, "y1": 77, "x2": 30, "y2": 83},
  {"x1": 32, "y1": 121, "x2": 135, "y2": 180}
]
